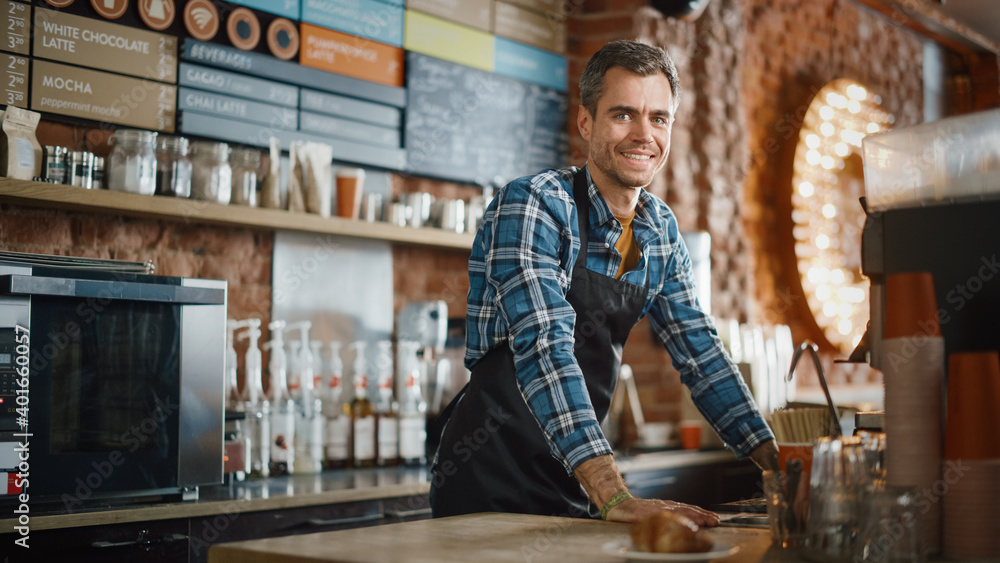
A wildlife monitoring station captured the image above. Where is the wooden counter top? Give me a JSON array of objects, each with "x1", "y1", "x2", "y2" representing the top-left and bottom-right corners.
[
  {"x1": 0, "y1": 465, "x2": 430, "y2": 532},
  {"x1": 207, "y1": 512, "x2": 775, "y2": 563}
]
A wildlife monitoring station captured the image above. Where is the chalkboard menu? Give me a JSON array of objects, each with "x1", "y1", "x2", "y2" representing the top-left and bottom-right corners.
[{"x1": 404, "y1": 52, "x2": 569, "y2": 185}]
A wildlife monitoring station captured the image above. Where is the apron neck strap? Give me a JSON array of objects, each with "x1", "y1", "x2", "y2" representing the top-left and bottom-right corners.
[{"x1": 572, "y1": 167, "x2": 591, "y2": 273}]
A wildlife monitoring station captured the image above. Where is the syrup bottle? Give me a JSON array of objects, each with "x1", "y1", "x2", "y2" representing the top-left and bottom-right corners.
[
  {"x1": 238, "y1": 319, "x2": 270, "y2": 478},
  {"x1": 374, "y1": 340, "x2": 399, "y2": 466},
  {"x1": 265, "y1": 320, "x2": 294, "y2": 476},
  {"x1": 349, "y1": 341, "x2": 375, "y2": 468},
  {"x1": 323, "y1": 341, "x2": 350, "y2": 469},
  {"x1": 397, "y1": 340, "x2": 428, "y2": 466}
]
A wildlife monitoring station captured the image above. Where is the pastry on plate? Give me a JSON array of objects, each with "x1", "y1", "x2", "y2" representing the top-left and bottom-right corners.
[{"x1": 629, "y1": 512, "x2": 712, "y2": 554}]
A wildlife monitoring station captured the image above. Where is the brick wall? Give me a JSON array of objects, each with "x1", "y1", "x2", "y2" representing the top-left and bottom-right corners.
[
  {"x1": 740, "y1": 0, "x2": 926, "y2": 386},
  {"x1": 0, "y1": 205, "x2": 276, "y2": 323}
]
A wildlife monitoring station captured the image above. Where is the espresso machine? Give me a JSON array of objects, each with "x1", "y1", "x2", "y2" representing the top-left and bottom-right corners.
[
  {"x1": 862, "y1": 199, "x2": 1000, "y2": 368},
  {"x1": 860, "y1": 108, "x2": 1000, "y2": 368},
  {"x1": 858, "y1": 109, "x2": 1000, "y2": 559}
]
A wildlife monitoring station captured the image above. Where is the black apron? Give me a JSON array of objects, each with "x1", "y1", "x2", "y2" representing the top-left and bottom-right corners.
[{"x1": 430, "y1": 168, "x2": 649, "y2": 519}]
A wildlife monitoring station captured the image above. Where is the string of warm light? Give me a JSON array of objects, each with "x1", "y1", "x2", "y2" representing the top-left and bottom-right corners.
[{"x1": 791, "y1": 79, "x2": 894, "y2": 352}]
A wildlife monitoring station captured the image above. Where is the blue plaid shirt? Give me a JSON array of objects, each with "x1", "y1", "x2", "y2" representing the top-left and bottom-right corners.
[{"x1": 466, "y1": 166, "x2": 773, "y2": 473}]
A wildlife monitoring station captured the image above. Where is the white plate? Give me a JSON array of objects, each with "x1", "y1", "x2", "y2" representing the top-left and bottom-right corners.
[{"x1": 600, "y1": 540, "x2": 739, "y2": 561}]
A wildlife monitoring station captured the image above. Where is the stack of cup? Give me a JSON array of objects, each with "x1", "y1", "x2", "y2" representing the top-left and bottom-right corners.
[
  {"x1": 857, "y1": 486, "x2": 925, "y2": 561},
  {"x1": 880, "y1": 271, "x2": 944, "y2": 554},
  {"x1": 942, "y1": 351, "x2": 1000, "y2": 559}
]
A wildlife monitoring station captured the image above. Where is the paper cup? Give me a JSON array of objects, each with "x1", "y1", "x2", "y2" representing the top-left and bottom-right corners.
[
  {"x1": 778, "y1": 443, "x2": 814, "y2": 476},
  {"x1": 944, "y1": 459, "x2": 1000, "y2": 559},
  {"x1": 945, "y1": 351, "x2": 1000, "y2": 460},
  {"x1": 336, "y1": 168, "x2": 365, "y2": 219},
  {"x1": 884, "y1": 272, "x2": 941, "y2": 339},
  {"x1": 680, "y1": 421, "x2": 702, "y2": 450}
]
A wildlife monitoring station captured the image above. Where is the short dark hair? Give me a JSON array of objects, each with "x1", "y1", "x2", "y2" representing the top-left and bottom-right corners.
[{"x1": 579, "y1": 40, "x2": 681, "y2": 117}]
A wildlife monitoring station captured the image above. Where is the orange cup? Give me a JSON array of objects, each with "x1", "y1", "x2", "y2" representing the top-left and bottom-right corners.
[
  {"x1": 778, "y1": 443, "x2": 813, "y2": 518},
  {"x1": 680, "y1": 421, "x2": 702, "y2": 450},
  {"x1": 945, "y1": 351, "x2": 1000, "y2": 460},
  {"x1": 778, "y1": 443, "x2": 814, "y2": 476},
  {"x1": 336, "y1": 168, "x2": 365, "y2": 219},
  {"x1": 884, "y1": 272, "x2": 941, "y2": 339}
]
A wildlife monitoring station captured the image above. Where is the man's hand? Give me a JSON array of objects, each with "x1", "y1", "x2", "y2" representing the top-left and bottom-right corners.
[
  {"x1": 748, "y1": 439, "x2": 779, "y2": 471},
  {"x1": 573, "y1": 455, "x2": 719, "y2": 527},
  {"x1": 605, "y1": 497, "x2": 720, "y2": 526}
]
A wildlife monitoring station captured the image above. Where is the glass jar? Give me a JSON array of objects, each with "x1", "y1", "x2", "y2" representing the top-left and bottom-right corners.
[
  {"x1": 68, "y1": 150, "x2": 93, "y2": 189},
  {"x1": 92, "y1": 156, "x2": 105, "y2": 190},
  {"x1": 108, "y1": 129, "x2": 157, "y2": 195},
  {"x1": 156, "y1": 136, "x2": 192, "y2": 198},
  {"x1": 230, "y1": 147, "x2": 260, "y2": 207},
  {"x1": 43, "y1": 145, "x2": 67, "y2": 184},
  {"x1": 190, "y1": 141, "x2": 232, "y2": 204}
]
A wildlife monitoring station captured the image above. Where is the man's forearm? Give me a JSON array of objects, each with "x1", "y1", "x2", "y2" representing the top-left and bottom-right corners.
[
  {"x1": 573, "y1": 454, "x2": 629, "y2": 508},
  {"x1": 573, "y1": 453, "x2": 721, "y2": 526},
  {"x1": 748, "y1": 439, "x2": 779, "y2": 471}
]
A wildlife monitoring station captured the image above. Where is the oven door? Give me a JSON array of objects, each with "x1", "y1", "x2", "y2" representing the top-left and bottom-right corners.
[{"x1": 0, "y1": 273, "x2": 225, "y2": 500}]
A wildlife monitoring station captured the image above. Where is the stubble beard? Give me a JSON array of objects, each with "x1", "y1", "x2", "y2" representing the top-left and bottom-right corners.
[{"x1": 592, "y1": 143, "x2": 662, "y2": 191}]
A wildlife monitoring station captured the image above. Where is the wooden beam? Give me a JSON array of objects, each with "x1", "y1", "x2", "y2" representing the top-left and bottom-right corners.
[{"x1": 852, "y1": 0, "x2": 1000, "y2": 55}]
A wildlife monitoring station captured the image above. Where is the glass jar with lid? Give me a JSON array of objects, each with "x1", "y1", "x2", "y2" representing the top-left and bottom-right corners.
[
  {"x1": 108, "y1": 129, "x2": 157, "y2": 195},
  {"x1": 230, "y1": 147, "x2": 261, "y2": 207},
  {"x1": 190, "y1": 141, "x2": 232, "y2": 204},
  {"x1": 156, "y1": 135, "x2": 192, "y2": 198},
  {"x1": 68, "y1": 151, "x2": 94, "y2": 189}
]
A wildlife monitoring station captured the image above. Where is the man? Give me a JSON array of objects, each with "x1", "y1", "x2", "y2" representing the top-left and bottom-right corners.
[{"x1": 431, "y1": 40, "x2": 777, "y2": 525}]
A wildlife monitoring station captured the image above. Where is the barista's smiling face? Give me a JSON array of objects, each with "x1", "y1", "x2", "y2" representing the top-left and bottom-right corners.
[{"x1": 577, "y1": 66, "x2": 675, "y2": 194}]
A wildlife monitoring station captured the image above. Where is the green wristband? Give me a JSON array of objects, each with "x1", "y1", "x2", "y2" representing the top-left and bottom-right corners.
[{"x1": 600, "y1": 491, "x2": 633, "y2": 520}]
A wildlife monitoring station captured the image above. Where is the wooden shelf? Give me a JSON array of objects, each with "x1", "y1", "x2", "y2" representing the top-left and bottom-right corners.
[{"x1": 0, "y1": 178, "x2": 476, "y2": 250}]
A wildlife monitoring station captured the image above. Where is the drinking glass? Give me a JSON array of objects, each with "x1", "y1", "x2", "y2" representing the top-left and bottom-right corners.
[
  {"x1": 763, "y1": 469, "x2": 807, "y2": 548},
  {"x1": 856, "y1": 486, "x2": 925, "y2": 562},
  {"x1": 857, "y1": 429, "x2": 887, "y2": 482},
  {"x1": 804, "y1": 436, "x2": 873, "y2": 561}
]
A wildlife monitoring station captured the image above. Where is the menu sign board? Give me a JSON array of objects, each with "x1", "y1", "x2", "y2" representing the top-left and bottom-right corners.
[
  {"x1": 299, "y1": 88, "x2": 401, "y2": 129},
  {"x1": 406, "y1": 0, "x2": 492, "y2": 33},
  {"x1": 229, "y1": 0, "x2": 299, "y2": 20},
  {"x1": 1, "y1": 53, "x2": 28, "y2": 106},
  {"x1": 182, "y1": 38, "x2": 405, "y2": 108},
  {"x1": 298, "y1": 110, "x2": 399, "y2": 148},
  {"x1": 494, "y1": 1, "x2": 566, "y2": 55},
  {"x1": 504, "y1": 0, "x2": 562, "y2": 13},
  {"x1": 405, "y1": 52, "x2": 567, "y2": 184},
  {"x1": 300, "y1": 24, "x2": 404, "y2": 87},
  {"x1": 31, "y1": 60, "x2": 176, "y2": 132},
  {"x1": 33, "y1": 8, "x2": 177, "y2": 83},
  {"x1": 178, "y1": 62, "x2": 299, "y2": 107},
  {"x1": 403, "y1": 9, "x2": 494, "y2": 72},
  {"x1": 494, "y1": 37, "x2": 567, "y2": 92},
  {"x1": 178, "y1": 87, "x2": 298, "y2": 130},
  {"x1": 300, "y1": 0, "x2": 404, "y2": 47},
  {"x1": 1, "y1": 0, "x2": 30, "y2": 56}
]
